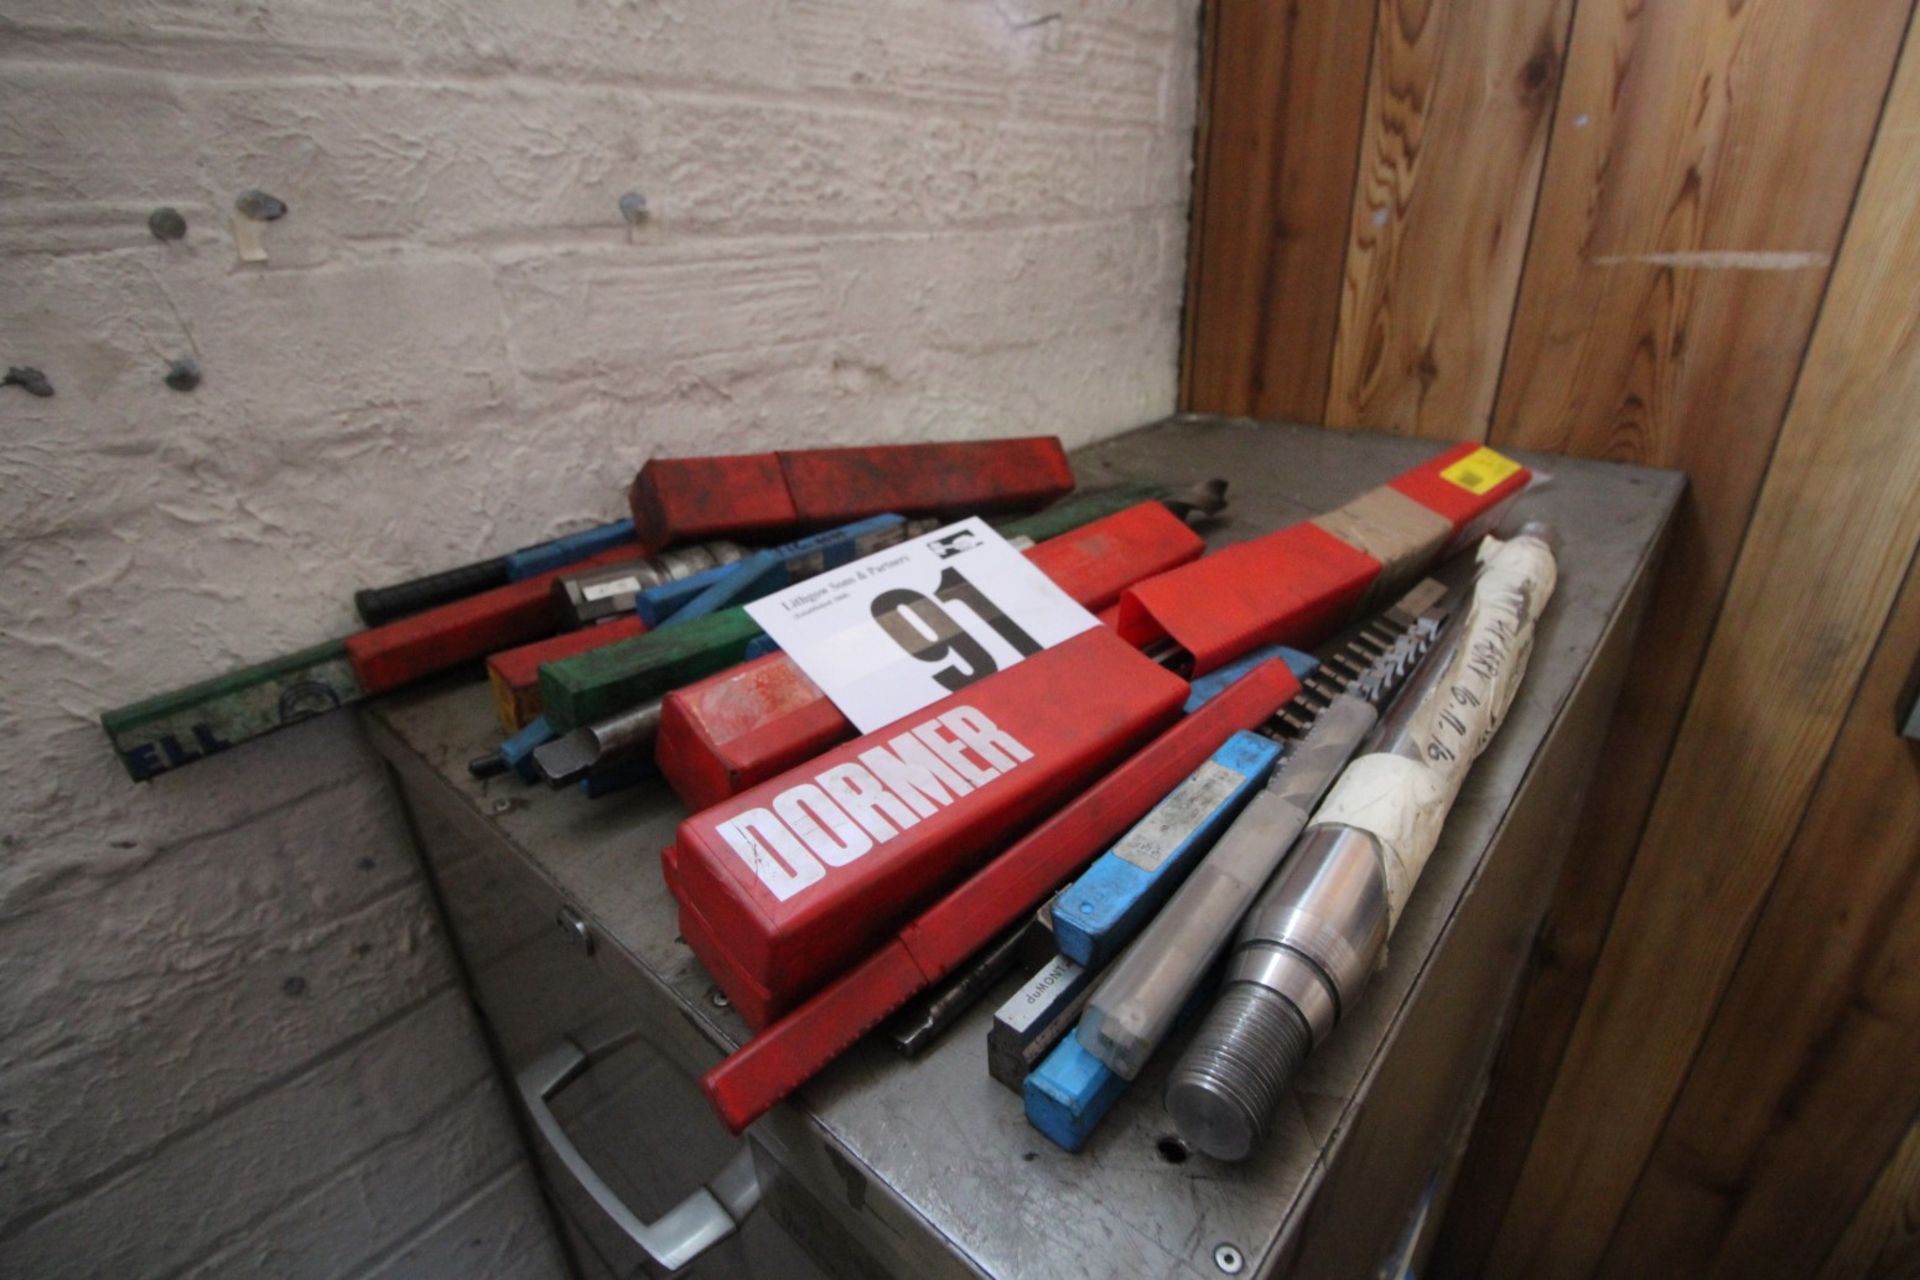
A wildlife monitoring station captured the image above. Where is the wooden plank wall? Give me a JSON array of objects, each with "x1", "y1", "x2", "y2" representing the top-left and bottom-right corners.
[{"x1": 1182, "y1": 2, "x2": 1920, "y2": 1275}]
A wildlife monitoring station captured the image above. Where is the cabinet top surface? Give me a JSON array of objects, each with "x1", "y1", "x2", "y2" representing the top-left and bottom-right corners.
[{"x1": 367, "y1": 416, "x2": 1682, "y2": 1280}]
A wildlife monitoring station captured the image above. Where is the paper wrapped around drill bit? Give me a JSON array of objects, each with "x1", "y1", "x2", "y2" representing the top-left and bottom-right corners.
[{"x1": 1311, "y1": 532, "x2": 1558, "y2": 927}]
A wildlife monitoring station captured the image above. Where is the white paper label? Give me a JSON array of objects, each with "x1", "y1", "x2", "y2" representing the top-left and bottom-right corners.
[
  {"x1": 745, "y1": 517, "x2": 1099, "y2": 733},
  {"x1": 1113, "y1": 760, "x2": 1248, "y2": 872},
  {"x1": 994, "y1": 956, "x2": 1085, "y2": 1036},
  {"x1": 581, "y1": 575, "x2": 644, "y2": 603}
]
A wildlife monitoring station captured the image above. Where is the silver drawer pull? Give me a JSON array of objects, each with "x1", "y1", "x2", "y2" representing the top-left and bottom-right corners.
[{"x1": 518, "y1": 1039, "x2": 761, "y2": 1273}]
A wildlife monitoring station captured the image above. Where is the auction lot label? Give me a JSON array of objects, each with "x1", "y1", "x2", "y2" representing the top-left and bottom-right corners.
[{"x1": 746, "y1": 517, "x2": 1099, "y2": 733}]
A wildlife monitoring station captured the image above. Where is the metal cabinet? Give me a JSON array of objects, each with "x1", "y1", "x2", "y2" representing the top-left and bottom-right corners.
[
  {"x1": 364, "y1": 416, "x2": 1681, "y2": 1279},
  {"x1": 389, "y1": 764, "x2": 822, "y2": 1279}
]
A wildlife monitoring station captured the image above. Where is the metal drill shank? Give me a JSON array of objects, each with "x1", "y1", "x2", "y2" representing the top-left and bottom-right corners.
[
  {"x1": 558, "y1": 541, "x2": 747, "y2": 625},
  {"x1": 534, "y1": 697, "x2": 664, "y2": 785},
  {"x1": 1073, "y1": 695, "x2": 1379, "y2": 1080},
  {"x1": 1169, "y1": 594, "x2": 1472, "y2": 1160},
  {"x1": 1167, "y1": 528, "x2": 1567, "y2": 1162},
  {"x1": 1224, "y1": 824, "x2": 1389, "y2": 1044},
  {"x1": 1225, "y1": 525, "x2": 1557, "y2": 1039}
]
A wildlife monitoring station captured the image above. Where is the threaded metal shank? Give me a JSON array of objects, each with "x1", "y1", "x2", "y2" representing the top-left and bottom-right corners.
[{"x1": 1165, "y1": 983, "x2": 1312, "y2": 1161}]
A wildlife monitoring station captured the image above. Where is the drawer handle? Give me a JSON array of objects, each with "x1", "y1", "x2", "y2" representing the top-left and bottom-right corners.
[{"x1": 518, "y1": 1038, "x2": 761, "y2": 1273}]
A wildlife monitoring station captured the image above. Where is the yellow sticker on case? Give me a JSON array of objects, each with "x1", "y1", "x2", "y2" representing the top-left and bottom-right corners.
[{"x1": 1439, "y1": 446, "x2": 1522, "y2": 495}]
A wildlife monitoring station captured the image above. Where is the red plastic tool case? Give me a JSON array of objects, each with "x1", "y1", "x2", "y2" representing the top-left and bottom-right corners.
[
  {"x1": 699, "y1": 656, "x2": 1304, "y2": 1132},
  {"x1": 485, "y1": 615, "x2": 648, "y2": 731},
  {"x1": 665, "y1": 627, "x2": 1188, "y2": 1027},
  {"x1": 629, "y1": 437, "x2": 1074, "y2": 551},
  {"x1": 1116, "y1": 442, "x2": 1530, "y2": 673},
  {"x1": 655, "y1": 501, "x2": 1205, "y2": 811},
  {"x1": 345, "y1": 543, "x2": 639, "y2": 694}
]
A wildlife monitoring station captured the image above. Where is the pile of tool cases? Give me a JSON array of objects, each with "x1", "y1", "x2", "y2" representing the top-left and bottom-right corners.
[{"x1": 103, "y1": 432, "x2": 1559, "y2": 1160}]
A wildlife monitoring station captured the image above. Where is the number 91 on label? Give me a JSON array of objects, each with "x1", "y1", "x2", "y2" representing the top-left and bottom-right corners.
[{"x1": 746, "y1": 517, "x2": 1101, "y2": 734}]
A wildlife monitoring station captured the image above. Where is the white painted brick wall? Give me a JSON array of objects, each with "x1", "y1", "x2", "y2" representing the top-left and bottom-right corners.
[{"x1": 0, "y1": 1, "x2": 1198, "y2": 1274}]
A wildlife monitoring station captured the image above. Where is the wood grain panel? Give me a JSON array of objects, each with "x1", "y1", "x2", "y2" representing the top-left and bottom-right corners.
[
  {"x1": 1483, "y1": 12, "x2": 1920, "y2": 1270},
  {"x1": 1322, "y1": 0, "x2": 1571, "y2": 438},
  {"x1": 1598, "y1": 548, "x2": 1920, "y2": 1278},
  {"x1": 1435, "y1": 1, "x2": 1913, "y2": 1271},
  {"x1": 1822, "y1": 1114, "x2": 1920, "y2": 1280},
  {"x1": 1179, "y1": 0, "x2": 1226, "y2": 409},
  {"x1": 1181, "y1": 0, "x2": 1376, "y2": 420}
]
